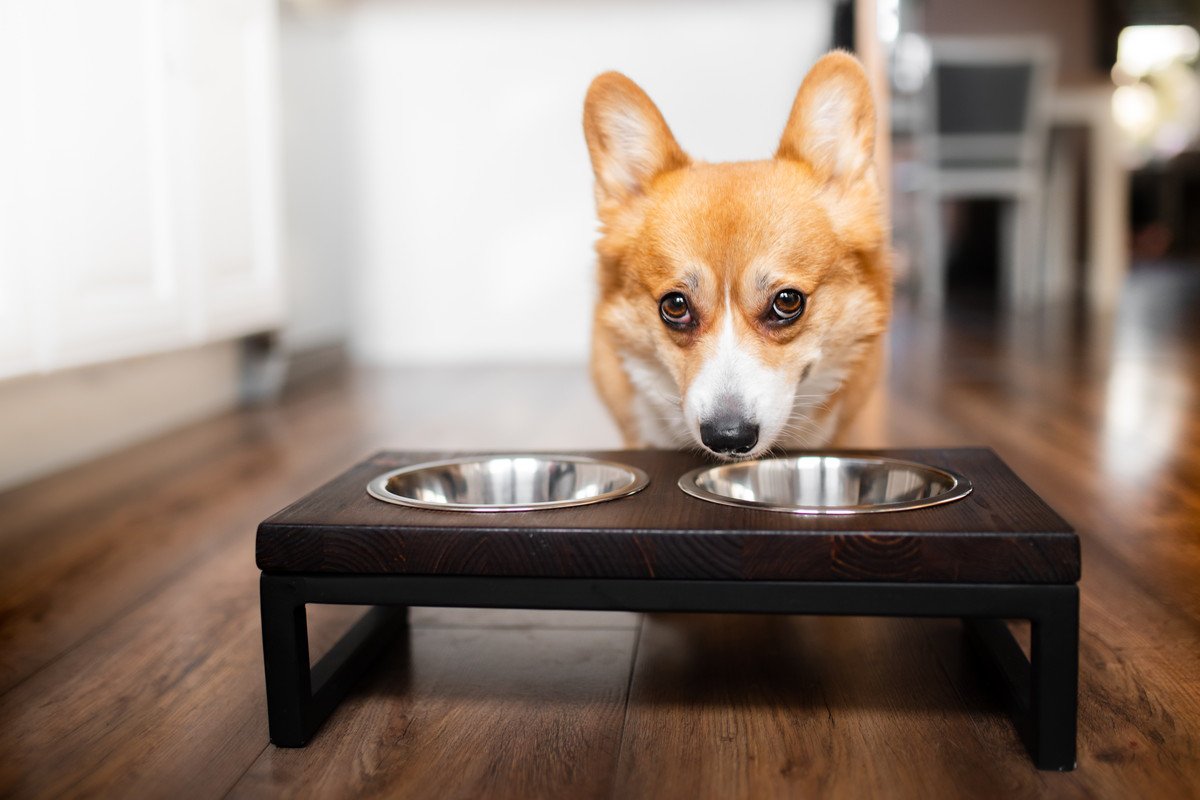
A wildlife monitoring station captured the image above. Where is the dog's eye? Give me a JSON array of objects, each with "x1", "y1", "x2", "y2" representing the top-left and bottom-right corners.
[
  {"x1": 659, "y1": 292, "x2": 694, "y2": 327},
  {"x1": 770, "y1": 289, "x2": 806, "y2": 323}
]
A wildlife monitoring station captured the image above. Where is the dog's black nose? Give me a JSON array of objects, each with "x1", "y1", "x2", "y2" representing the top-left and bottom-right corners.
[{"x1": 700, "y1": 415, "x2": 759, "y2": 455}]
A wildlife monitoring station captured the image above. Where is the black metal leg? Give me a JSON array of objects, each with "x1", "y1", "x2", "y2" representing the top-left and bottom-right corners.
[
  {"x1": 1029, "y1": 587, "x2": 1079, "y2": 770},
  {"x1": 963, "y1": 586, "x2": 1078, "y2": 771},
  {"x1": 260, "y1": 574, "x2": 409, "y2": 747},
  {"x1": 261, "y1": 574, "x2": 312, "y2": 746},
  {"x1": 261, "y1": 574, "x2": 1078, "y2": 767}
]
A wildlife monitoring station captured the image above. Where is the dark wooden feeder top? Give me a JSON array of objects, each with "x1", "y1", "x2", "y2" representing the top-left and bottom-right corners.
[{"x1": 256, "y1": 448, "x2": 1078, "y2": 585}]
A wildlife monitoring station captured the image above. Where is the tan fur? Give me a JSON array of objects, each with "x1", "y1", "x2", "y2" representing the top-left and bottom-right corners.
[{"x1": 584, "y1": 53, "x2": 890, "y2": 454}]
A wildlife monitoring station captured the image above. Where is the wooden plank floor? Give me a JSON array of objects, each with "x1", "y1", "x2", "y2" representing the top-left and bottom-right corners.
[{"x1": 2, "y1": 266, "x2": 1199, "y2": 798}]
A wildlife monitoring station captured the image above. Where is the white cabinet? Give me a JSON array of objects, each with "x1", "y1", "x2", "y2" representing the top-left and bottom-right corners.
[
  {"x1": 0, "y1": 0, "x2": 283, "y2": 378},
  {"x1": 0, "y1": 229, "x2": 36, "y2": 381},
  {"x1": 0, "y1": 217, "x2": 35, "y2": 381},
  {"x1": 166, "y1": 0, "x2": 283, "y2": 340},
  {"x1": 12, "y1": 0, "x2": 189, "y2": 371},
  {"x1": 0, "y1": 2, "x2": 36, "y2": 379}
]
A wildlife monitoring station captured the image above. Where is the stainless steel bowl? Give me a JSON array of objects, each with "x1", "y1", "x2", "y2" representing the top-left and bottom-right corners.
[
  {"x1": 678, "y1": 455, "x2": 972, "y2": 514},
  {"x1": 367, "y1": 454, "x2": 649, "y2": 512}
]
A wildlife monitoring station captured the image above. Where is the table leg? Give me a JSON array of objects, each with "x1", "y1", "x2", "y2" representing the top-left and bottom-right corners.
[
  {"x1": 260, "y1": 574, "x2": 1078, "y2": 765},
  {"x1": 260, "y1": 573, "x2": 409, "y2": 747},
  {"x1": 1030, "y1": 587, "x2": 1079, "y2": 770},
  {"x1": 963, "y1": 585, "x2": 1078, "y2": 770}
]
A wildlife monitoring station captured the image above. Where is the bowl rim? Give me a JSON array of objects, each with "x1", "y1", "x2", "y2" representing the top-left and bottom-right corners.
[
  {"x1": 366, "y1": 453, "x2": 650, "y2": 512},
  {"x1": 677, "y1": 454, "x2": 973, "y2": 515}
]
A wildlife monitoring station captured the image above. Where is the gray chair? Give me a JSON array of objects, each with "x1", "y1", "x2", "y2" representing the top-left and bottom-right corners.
[{"x1": 916, "y1": 36, "x2": 1057, "y2": 309}]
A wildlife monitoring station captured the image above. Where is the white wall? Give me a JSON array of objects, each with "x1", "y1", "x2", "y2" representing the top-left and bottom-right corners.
[{"x1": 291, "y1": 0, "x2": 833, "y2": 365}]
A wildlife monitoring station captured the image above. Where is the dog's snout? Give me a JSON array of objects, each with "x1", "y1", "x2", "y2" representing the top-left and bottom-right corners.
[{"x1": 700, "y1": 413, "x2": 759, "y2": 456}]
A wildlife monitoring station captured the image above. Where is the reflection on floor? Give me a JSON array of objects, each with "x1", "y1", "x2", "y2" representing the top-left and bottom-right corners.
[{"x1": 0, "y1": 265, "x2": 1198, "y2": 798}]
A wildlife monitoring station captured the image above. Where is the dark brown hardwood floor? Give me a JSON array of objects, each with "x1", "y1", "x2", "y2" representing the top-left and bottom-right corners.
[{"x1": 2, "y1": 266, "x2": 1199, "y2": 798}]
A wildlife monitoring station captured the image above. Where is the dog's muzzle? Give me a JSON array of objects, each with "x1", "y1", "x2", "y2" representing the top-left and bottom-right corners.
[{"x1": 699, "y1": 410, "x2": 759, "y2": 456}]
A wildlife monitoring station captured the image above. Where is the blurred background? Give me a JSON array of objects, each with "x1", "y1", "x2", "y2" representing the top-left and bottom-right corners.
[{"x1": 1, "y1": 0, "x2": 1199, "y2": 489}]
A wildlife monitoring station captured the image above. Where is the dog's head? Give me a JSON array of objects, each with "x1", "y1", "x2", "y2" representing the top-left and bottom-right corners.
[{"x1": 584, "y1": 53, "x2": 890, "y2": 458}]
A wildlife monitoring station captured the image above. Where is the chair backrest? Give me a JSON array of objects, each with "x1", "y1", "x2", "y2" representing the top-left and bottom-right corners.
[{"x1": 920, "y1": 37, "x2": 1057, "y2": 172}]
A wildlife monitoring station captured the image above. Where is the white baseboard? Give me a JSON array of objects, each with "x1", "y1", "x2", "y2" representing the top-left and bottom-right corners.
[{"x1": 0, "y1": 342, "x2": 242, "y2": 492}]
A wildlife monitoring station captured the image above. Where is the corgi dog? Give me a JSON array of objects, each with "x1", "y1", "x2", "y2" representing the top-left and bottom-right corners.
[{"x1": 583, "y1": 52, "x2": 890, "y2": 459}]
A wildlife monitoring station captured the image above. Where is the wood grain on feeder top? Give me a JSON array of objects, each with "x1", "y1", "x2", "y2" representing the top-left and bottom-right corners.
[{"x1": 255, "y1": 447, "x2": 1078, "y2": 584}]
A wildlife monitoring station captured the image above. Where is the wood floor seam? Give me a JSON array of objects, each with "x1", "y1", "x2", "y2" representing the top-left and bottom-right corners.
[
  {"x1": 609, "y1": 613, "x2": 645, "y2": 800},
  {"x1": 219, "y1": 742, "x2": 271, "y2": 800}
]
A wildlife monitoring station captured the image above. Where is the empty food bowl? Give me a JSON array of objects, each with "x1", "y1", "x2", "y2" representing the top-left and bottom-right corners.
[
  {"x1": 678, "y1": 455, "x2": 972, "y2": 515},
  {"x1": 367, "y1": 454, "x2": 650, "y2": 512}
]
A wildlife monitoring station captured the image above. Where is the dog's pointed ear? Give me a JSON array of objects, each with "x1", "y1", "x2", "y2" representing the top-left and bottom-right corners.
[
  {"x1": 776, "y1": 52, "x2": 876, "y2": 189},
  {"x1": 584, "y1": 72, "x2": 689, "y2": 210}
]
